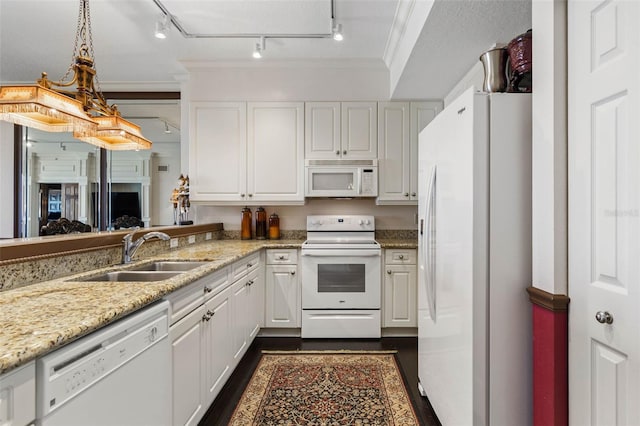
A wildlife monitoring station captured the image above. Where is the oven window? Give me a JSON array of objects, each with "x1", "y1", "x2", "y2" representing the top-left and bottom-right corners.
[{"x1": 317, "y1": 264, "x2": 365, "y2": 293}]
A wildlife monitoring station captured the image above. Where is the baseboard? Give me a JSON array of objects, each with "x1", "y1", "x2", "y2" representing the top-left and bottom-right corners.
[
  {"x1": 381, "y1": 327, "x2": 418, "y2": 337},
  {"x1": 257, "y1": 328, "x2": 301, "y2": 337}
]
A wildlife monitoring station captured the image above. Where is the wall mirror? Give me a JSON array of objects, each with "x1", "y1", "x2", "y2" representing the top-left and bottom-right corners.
[{"x1": 17, "y1": 96, "x2": 181, "y2": 238}]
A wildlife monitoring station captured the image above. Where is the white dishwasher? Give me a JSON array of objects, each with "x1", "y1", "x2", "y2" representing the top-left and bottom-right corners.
[{"x1": 36, "y1": 300, "x2": 171, "y2": 426}]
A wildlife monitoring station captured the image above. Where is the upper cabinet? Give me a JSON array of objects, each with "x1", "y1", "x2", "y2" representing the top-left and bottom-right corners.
[
  {"x1": 305, "y1": 102, "x2": 377, "y2": 160},
  {"x1": 377, "y1": 101, "x2": 442, "y2": 204},
  {"x1": 189, "y1": 102, "x2": 247, "y2": 203},
  {"x1": 189, "y1": 102, "x2": 304, "y2": 205}
]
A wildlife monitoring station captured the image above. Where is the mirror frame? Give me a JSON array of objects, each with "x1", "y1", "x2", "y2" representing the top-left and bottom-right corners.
[{"x1": 12, "y1": 91, "x2": 180, "y2": 238}]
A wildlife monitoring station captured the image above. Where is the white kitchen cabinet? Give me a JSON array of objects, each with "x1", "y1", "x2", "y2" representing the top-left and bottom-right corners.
[
  {"x1": 0, "y1": 361, "x2": 35, "y2": 426},
  {"x1": 305, "y1": 102, "x2": 377, "y2": 160},
  {"x1": 170, "y1": 305, "x2": 205, "y2": 426},
  {"x1": 377, "y1": 101, "x2": 442, "y2": 204},
  {"x1": 189, "y1": 101, "x2": 304, "y2": 205},
  {"x1": 383, "y1": 249, "x2": 417, "y2": 328},
  {"x1": 189, "y1": 102, "x2": 247, "y2": 203},
  {"x1": 265, "y1": 249, "x2": 300, "y2": 328},
  {"x1": 247, "y1": 102, "x2": 304, "y2": 203},
  {"x1": 305, "y1": 102, "x2": 341, "y2": 159},
  {"x1": 230, "y1": 252, "x2": 264, "y2": 364},
  {"x1": 202, "y1": 284, "x2": 233, "y2": 409}
]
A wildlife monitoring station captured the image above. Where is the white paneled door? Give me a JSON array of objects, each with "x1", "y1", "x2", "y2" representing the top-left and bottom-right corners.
[{"x1": 568, "y1": 1, "x2": 640, "y2": 424}]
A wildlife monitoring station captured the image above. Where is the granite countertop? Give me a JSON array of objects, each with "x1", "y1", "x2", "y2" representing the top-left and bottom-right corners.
[
  {"x1": 0, "y1": 237, "x2": 416, "y2": 375},
  {"x1": 0, "y1": 239, "x2": 302, "y2": 375},
  {"x1": 376, "y1": 239, "x2": 418, "y2": 249}
]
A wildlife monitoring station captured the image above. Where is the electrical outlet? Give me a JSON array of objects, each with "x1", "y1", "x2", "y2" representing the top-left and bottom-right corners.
[
  {"x1": 170, "y1": 238, "x2": 178, "y2": 249},
  {"x1": 205, "y1": 232, "x2": 212, "y2": 240},
  {"x1": 188, "y1": 235, "x2": 196, "y2": 244}
]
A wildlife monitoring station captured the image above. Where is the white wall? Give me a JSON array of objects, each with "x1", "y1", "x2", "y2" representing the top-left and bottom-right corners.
[
  {"x1": 0, "y1": 122, "x2": 14, "y2": 237},
  {"x1": 531, "y1": 0, "x2": 567, "y2": 296},
  {"x1": 151, "y1": 142, "x2": 182, "y2": 226}
]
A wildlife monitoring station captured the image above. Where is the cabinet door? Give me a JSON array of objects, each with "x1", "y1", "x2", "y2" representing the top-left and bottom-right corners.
[
  {"x1": 231, "y1": 278, "x2": 249, "y2": 365},
  {"x1": 265, "y1": 264, "x2": 300, "y2": 327},
  {"x1": 305, "y1": 102, "x2": 341, "y2": 159},
  {"x1": 377, "y1": 102, "x2": 410, "y2": 202},
  {"x1": 247, "y1": 102, "x2": 304, "y2": 203},
  {"x1": 189, "y1": 102, "x2": 247, "y2": 202},
  {"x1": 203, "y1": 285, "x2": 232, "y2": 407},
  {"x1": 410, "y1": 101, "x2": 442, "y2": 200},
  {"x1": 170, "y1": 306, "x2": 204, "y2": 426},
  {"x1": 247, "y1": 266, "x2": 264, "y2": 341},
  {"x1": 341, "y1": 102, "x2": 378, "y2": 159},
  {"x1": 383, "y1": 265, "x2": 417, "y2": 327}
]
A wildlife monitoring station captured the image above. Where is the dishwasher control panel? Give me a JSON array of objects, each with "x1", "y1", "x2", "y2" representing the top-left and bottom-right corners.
[{"x1": 36, "y1": 303, "x2": 168, "y2": 418}]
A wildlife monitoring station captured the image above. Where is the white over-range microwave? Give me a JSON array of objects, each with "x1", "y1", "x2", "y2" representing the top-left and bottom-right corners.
[{"x1": 305, "y1": 159, "x2": 378, "y2": 198}]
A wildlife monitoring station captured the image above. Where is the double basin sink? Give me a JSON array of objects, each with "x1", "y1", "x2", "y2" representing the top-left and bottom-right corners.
[{"x1": 78, "y1": 261, "x2": 210, "y2": 282}]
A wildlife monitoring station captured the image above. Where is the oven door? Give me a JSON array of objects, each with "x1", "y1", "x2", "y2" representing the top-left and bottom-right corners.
[{"x1": 301, "y1": 248, "x2": 381, "y2": 309}]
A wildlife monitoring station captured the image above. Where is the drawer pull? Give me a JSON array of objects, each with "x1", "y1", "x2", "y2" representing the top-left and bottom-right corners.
[
  {"x1": 387, "y1": 270, "x2": 392, "y2": 274},
  {"x1": 247, "y1": 263, "x2": 253, "y2": 268},
  {"x1": 278, "y1": 255, "x2": 285, "y2": 260},
  {"x1": 246, "y1": 279, "x2": 254, "y2": 286},
  {"x1": 204, "y1": 287, "x2": 212, "y2": 294},
  {"x1": 290, "y1": 270, "x2": 296, "y2": 275},
  {"x1": 398, "y1": 254, "x2": 404, "y2": 260}
]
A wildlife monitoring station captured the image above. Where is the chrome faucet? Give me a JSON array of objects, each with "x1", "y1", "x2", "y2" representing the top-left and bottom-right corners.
[{"x1": 122, "y1": 229, "x2": 171, "y2": 264}]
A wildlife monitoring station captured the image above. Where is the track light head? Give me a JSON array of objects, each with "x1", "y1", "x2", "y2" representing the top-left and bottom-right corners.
[
  {"x1": 253, "y1": 36, "x2": 265, "y2": 59},
  {"x1": 155, "y1": 15, "x2": 169, "y2": 39},
  {"x1": 332, "y1": 23, "x2": 343, "y2": 41}
]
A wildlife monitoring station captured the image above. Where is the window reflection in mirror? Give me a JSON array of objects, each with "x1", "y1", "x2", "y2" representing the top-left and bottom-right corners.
[{"x1": 19, "y1": 99, "x2": 180, "y2": 237}]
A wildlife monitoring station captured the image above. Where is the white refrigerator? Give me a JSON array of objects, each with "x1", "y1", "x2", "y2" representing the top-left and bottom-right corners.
[{"x1": 417, "y1": 87, "x2": 532, "y2": 426}]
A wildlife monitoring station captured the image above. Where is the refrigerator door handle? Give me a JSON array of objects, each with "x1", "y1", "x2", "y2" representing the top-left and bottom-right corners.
[{"x1": 424, "y1": 165, "x2": 437, "y2": 320}]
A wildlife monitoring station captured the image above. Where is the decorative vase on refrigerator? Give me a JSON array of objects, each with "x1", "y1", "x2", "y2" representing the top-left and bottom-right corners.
[{"x1": 417, "y1": 87, "x2": 532, "y2": 425}]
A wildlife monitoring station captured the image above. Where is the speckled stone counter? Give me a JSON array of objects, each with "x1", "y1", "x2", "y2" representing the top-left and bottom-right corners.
[
  {"x1": 0, "y1": 239, "x2": 303, "y2": 375},
  {"x1": 377, "y1": 239, "x2": 418, "y2": 249}
]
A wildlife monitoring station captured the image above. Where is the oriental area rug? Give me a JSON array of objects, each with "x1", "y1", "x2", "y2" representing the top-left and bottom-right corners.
[{"x1": 228, "y1": 351, "x2": 420, "y2": 425}]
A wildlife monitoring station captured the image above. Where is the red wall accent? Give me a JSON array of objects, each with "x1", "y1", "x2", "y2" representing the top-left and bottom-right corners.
[{"x1": 532, "y1": 304, "x2": 568, "y2": 426}]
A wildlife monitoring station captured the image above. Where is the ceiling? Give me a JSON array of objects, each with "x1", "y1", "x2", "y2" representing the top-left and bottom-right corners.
[{"x1": 0, "y1": 0, "x2": 531, "y2": 99}]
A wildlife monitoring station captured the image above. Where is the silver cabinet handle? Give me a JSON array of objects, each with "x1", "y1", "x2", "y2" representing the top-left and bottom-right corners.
[
  {"x1": 202, "y1": 310, "x2": 214, "y2": 322},
  {"x1": 387, "y1": 270, "x2": 392, "y2": 274},
  {"x1": 404, "y1": 193, "x2": 409, "y2": 197},
  {"x1": 595, "y1": 311, "x2": 614, "y2": 324},
  {"x1": 278, "y1": 255, "x2": 285, "y2": 260},
  {"x1": 204, "y1": 287, "x2": 212, "y2": 293},
  {"x1": 246, "y1": 279, "x2": 254, "y2": 286},
  {"x1": 398, "y1": 254, "x2": 404, "y2": 259},
  {"x1": 291, "y1": 270, "x2": 296, "y2": 275}
]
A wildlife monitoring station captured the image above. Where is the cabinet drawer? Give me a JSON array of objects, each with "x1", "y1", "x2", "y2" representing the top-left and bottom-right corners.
[
  {"x1": 384, "y1": 249, "x2": 416, "y2": 265},
  {"x1": 266, "y1": 249, "x2": 298, "y2": 265},
  {"x1": 203, "y1": 266, "x2": 230, "y2": 301},
  {"x1": 231, "y1": 252, "x2": 261, "y2": 282},
  {"x1": 165, "y1": 278, "x2": 205, "y2": 325}
]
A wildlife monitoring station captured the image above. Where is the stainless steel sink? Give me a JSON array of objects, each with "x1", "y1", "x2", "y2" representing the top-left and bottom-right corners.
[
  {"x1": 130, "y1": 261, "x2": 209, "y2": 272},
  {"x1": 79, "y1": 270, "x2": 183, "y2": 282}
]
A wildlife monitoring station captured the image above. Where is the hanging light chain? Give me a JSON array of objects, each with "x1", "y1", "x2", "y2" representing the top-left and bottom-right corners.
[
  {"x1": 60, "y1": 0, "x2": 85, "y2": 83},
  {"x1": 84, "y1": 0, "x2": 103, "y2": 93}
]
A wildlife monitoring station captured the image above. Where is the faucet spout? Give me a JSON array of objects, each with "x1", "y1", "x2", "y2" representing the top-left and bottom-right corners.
[{"x1": 122, "y1": 230, "x2": 171, "y2": 264}]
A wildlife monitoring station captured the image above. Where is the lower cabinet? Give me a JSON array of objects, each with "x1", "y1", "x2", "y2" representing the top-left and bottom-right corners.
[
  {"x1": 265, "y1": 249, "x2": 300, "y2": 328},
  {"x1": 169, "y1": 252, "x2": 264, "y2": 426},
  {"x1": 382, "y1": 249, "x2": 417, "y2": 328},
  {"x1": 0, "y1": 361, "x2": 35, "y2": 426}
]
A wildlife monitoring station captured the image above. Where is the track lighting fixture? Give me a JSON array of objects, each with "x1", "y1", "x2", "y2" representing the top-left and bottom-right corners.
[
  {"x1": 253, "y1": 36, "x2": 265, "y2": 59},
  {"x1": 155, "y1": 14, "x2": 170, "y2": 39},
  {"x1": 332, "y1": 22, "x2": 343, "y2": 41}
]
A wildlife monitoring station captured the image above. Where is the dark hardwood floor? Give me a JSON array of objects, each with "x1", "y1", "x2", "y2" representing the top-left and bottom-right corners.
[{"x1": 198, "y1": 336, "x2": 441, "y2": 426}]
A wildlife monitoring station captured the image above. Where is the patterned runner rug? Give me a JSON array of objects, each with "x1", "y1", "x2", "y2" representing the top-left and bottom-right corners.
[{"x1": 228, "y1": 350, "x2": 419, "y2": 425}]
